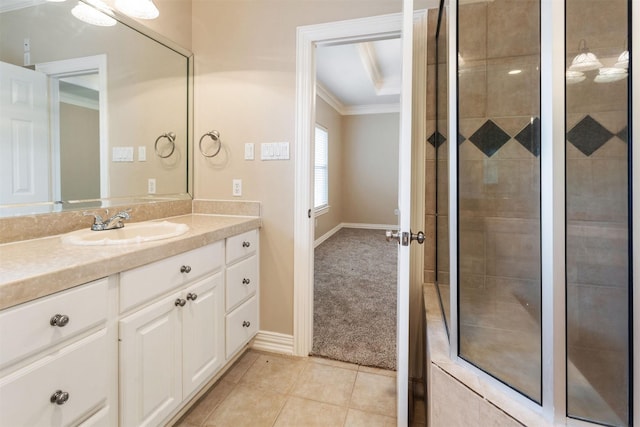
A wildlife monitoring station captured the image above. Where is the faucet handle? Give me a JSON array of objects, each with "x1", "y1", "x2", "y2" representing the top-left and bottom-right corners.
[{"x1": 83, "y1": 211, "x2": 104, "y2": 224}]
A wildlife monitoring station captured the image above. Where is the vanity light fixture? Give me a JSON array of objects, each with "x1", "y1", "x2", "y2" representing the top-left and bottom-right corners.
[
  {"x1": 615, "y1": 50, "x2": 629, "y2": 69},
  {"x1": 508, "y1": 69, "x2": 522, "y2": 75},
  {"x1": 565, "y1": 70, "x2": 586, "y2": 84},
  {"x1": 594, "y1": 67, "x2": 628, "y2": 83},
  {"x1": 569, "y1": 39, "x2": 603, "y2": 72},
  {"x1": 71, "y1": 0, "x2": 116, "y2": 26},
  {"x1": 114, "y1": 0, "x2": 159, "y2": 19}
]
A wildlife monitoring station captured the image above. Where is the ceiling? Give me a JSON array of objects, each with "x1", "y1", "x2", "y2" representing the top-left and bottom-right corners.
[{"x1": 315, "y1": 37, "x2": 402, "y2": 115}]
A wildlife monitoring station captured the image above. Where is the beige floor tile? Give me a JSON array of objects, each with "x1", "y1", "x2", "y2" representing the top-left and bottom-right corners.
[
  {"x1": 204, "y1": 383, "x2": 286, "y2": 427},
  {"x1": 222, "y1": 350, "x2": 260, "y2": 384},
  {"x1": 309, "y1": 356, "x2": 360, "y2": 371},
  {"x1": 180, "y1": 379, "x2": 235, "y2": 426},
  {"x1": 350, "y1": 372, "x2": 397, "y2": 417},
  {"x1": 291, "y1": 362, "x2": 357, "y2": 406},
  {"x1": 240, "y1": 353, "x2": 307, "y2": 394},
  {"x1": 344, "y1": 409, "x2": 396, "y2": 427},
  {"x1": 358, "y1": 365, "x2": 396, "y2": 378},
  {"x1": 273, "y1": 396, "x2": 348, "y2": 427}
]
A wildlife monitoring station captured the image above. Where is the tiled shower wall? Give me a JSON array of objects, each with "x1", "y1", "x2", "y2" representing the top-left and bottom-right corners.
[
  {"x1": 449, "y1": 0, "x2": 542, "y2": 400},
  {"x1": 565, "y1": 0, "x2": 629, "y2": 423}
]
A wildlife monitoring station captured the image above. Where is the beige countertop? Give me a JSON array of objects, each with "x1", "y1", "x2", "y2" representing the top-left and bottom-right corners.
[{"x1": 0, "y1": 214, "x2": 261, "y2": 310}]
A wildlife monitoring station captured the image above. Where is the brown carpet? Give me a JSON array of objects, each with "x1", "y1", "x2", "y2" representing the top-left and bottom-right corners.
[{"x1": 311, "y1": 228, "x2": 397, "y2": 370}]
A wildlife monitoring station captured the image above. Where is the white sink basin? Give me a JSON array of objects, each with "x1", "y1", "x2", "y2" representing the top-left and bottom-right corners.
[{"x1": 62, "y1": 221, "x2": 189, "y2": 246}]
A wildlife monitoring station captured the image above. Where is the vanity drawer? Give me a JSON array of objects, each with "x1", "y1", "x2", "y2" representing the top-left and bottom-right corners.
[
  {"x1": 120, "y1": 241, "x2": 223, "y2": 313},
  {"x1": 226, "y1": 229, "x2": 257, "y2": 265},
  {"x1": 0, "y1": 278, "x2": 108, "y2": 370},
  {"x1": 0, "y1": 330, "x2": 109, "y2": 427},
  {"x1": 225, "y1": 255, "x2": 258, "y2": 311},
  {"x1": 225, "y1": 295, "x2": 258, "y2": 359}
]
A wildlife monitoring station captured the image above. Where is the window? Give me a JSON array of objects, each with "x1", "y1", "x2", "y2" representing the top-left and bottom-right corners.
[{"x1": 314, "y1": 125, "x2": 329, "y2": 213}]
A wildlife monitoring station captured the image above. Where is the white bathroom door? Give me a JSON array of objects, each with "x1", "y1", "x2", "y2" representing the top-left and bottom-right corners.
[
  {"x1": 0, "y1": 61, "x2": 50, "y2": 205},
  {"x1": 395, "y1": 1, "x2": 415, "y2": 425}
]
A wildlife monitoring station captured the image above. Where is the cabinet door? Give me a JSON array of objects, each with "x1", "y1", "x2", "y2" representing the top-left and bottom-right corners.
[
  {"x1": 225, "y1": 255, "x2": 258, "y2": 311},
  {"x1": 182, "y1": 272, "x2": 224, "y2": 397},
  {"x1": 119, "y1": 293, "x2": 182, "y2": 427},
  {"x1": 0, "y1": 331, "x2": 108, "y2": 427},
  {"x1": 225, "y1": 295, "x2": 259, "y2": 359}
]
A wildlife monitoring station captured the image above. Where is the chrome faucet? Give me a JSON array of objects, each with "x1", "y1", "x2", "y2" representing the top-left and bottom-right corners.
[{"x1": 84, "y1": 209, "x2": 131, "y2": 231}]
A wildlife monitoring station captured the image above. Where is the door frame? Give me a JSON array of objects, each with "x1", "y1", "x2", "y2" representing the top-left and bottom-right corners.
[
  {"x1": 36, "y1": 54, "x2": 109, "y2": 200},
  {"x1": 292, "y1": 7, "x2": 428, "y2": 424}
]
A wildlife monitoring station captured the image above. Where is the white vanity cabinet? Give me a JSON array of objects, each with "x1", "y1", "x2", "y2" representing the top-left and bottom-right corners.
[
  {"x1": 0, "y1": 222, "x2": 260, "y2": 427},
  {"x1": 119, "y1": 243, "x2": 225, "y2": 427},
  {"x1": 0, "y1": 277, "x2": 115, "y2": 427}
]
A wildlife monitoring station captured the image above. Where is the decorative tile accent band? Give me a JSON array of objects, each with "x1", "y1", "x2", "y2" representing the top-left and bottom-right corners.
[{"x1": 428, "y1": 115, "x2": 627, "y2": 158}]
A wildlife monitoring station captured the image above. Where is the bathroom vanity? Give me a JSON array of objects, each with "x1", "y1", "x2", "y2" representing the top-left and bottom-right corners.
[{"x1": 0, "y1": 214, "x2": 261, "y2": 426}]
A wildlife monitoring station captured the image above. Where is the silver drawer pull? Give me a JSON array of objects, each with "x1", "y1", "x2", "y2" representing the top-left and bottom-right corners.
[
  {"x1": 175, "y1": 298, "x2": 187, "y2": 307},
  {"x1": 242, "y1": 321, "x2": 251, "y2": 328},
  {"x1": 50, "y1": 390, "x2": 69, "y2": 405},
  {"x1": 50, "y1": 314, "x2": 70, "y2": 327},
  {"x1": 186, "y1": 293, "x2": 198, "y2": 301},
  {"x1": 242, "y1": 278, "x2": 251, "y2": 285},
  {"x1": 180, "y1": 265, "x2": 192, "y2": 273},
  {"x1": 242, "y1": 241, "x2": 251, "y2": 248}
]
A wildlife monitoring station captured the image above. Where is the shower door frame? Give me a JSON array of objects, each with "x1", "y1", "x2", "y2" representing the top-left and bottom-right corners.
[{"x1": 447, "y1": 0, "x2": 637, "y2": 424}]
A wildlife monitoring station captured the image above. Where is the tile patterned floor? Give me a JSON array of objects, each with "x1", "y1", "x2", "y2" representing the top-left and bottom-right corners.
[{"x1": 174, "y1": 350, "x2": 426, "y2": 427}]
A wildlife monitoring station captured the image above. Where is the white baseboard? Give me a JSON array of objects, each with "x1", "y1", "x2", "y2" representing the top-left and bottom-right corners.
[
  {"x1": 251, "y1": 331, "x2": 294, "y2": 355},
  {"x1": 314, "y1": 223, "x2": 343, "y2": 248},
  {"x1": 342, "y1": 222, "x2": 397, "y2": 230},
  {"x1": 314, "y1": 222, "x2": 398, "y2": 248}
]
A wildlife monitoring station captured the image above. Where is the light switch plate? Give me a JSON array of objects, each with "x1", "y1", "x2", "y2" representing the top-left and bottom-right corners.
[{"x1": 244, "y1": 143, "x2": 254, "y2": 160}]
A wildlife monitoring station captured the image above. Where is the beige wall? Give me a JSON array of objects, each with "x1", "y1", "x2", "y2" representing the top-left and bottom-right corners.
[
  {"x1": 314, "y1": 97, "x2": 344, "y2": 239},
  {"x1": 60, "y1": 103, "x2": 101, "y2": 200},
  {"x1": 341, "y1": 113, "x2": 399, "y2": 226},
  {"x1": 191, "y1": 0, "x2": 417, "y2": 336},
  {"x1": 314, "y1": 98, "x2": 399, "y2": 240}
]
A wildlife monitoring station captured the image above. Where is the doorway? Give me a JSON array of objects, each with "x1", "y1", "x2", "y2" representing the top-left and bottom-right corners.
[
  {"x1": 311, "y1": 37, "x2": 402, "y2": 370},
  {"x1": 293, "y1": 8, "x2": 428, "y2": 425}
]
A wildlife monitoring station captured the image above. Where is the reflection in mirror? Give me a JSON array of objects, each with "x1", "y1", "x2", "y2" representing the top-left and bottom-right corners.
[{"x1": 0, "y1": 0, "x2": 192, "y2": 217}]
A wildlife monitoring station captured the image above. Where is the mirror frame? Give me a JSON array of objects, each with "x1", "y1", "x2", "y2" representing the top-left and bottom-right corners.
[{"x1": 0, "y1": 0, "x2": 194, "y2": 217}]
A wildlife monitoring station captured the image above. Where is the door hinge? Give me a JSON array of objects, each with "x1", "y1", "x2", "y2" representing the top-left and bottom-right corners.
[{"x1": 308, "y1": 209, "x2": 311, "y2": 218}]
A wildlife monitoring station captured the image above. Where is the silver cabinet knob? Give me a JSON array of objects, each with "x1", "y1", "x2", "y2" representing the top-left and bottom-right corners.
[
  {"x1": 186, "y1": 293, "x2": 198, "y2": 301},
  {"x1": 242, "y1": 321, "x2": 251, "y2": 328},
  {"x1": 180, "y1": 265, "x2": 192, "y2": 273},
  {"x1": 242, "y1": 278, "x2": 251, "y2": 285},
  {"x1": 175, "y1": 298, "x2": 187, "y2": 307},
  {"x1": 50, "y1": 314, "x2": 70, "y2": 327},
  {"x1": 50, "y1": 390, "x2": 69, "y2": 405},
  {"x1": 242, "y1": 241, "x2": 251, "y2": 248}
]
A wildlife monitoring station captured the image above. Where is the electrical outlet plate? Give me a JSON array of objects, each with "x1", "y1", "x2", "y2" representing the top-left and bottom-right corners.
[
  {"x1": 232, "y1": 179, "x2": 242, "y2": 196},
  {"x1": 148, "y1": 178, "x2": 156, "y2": 194}
]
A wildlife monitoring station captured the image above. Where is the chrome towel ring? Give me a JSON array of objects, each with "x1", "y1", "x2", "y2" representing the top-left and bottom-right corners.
[
  {"x1": 199, "y1": 130, "x2": 222, "y2": 158},
  {"x1": 155, "y1": 132, "x2": 176, "y2": 158}
]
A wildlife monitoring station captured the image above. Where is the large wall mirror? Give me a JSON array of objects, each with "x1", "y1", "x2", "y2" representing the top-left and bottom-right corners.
[{"x1": 0, "y1": 0, "x2": 192, "y2": 217}]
